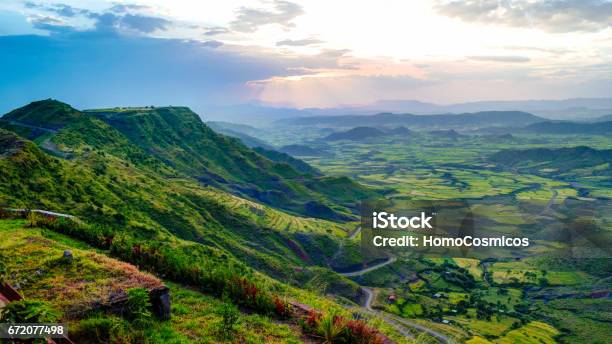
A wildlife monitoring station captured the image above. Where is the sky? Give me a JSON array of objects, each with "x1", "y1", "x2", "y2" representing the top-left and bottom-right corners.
[{"x1": 0, "y1": 0, "x2": 611, "y2": 113}]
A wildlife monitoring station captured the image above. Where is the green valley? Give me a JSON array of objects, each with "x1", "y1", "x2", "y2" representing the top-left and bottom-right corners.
[
  {"x1": 220, "y1": 115, "x2": 611, "y2": 344},
  {"x1": 1, "y1": 100, "x2": 611, "y2": 344}
]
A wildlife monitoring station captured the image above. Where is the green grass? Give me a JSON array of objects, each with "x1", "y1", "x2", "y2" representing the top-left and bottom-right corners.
[
  {"x1": 167, "y1": 282, "x2": 305, "y2": 343},
  {"x1": 450, "y1": 313, "x2": 517, "y2": 338},
  {"x1": 489, "y1": 261, "x2": 593, "y2": 286},
  {"x1": 496, "y1": 321, "x2": 559, "y2": 344},
  {"x1": 0, "y1": 219, "x2": 307, "y2": 343},
  {"x1": 0, "y1": 220, "x2": 163, "y2": 316}
]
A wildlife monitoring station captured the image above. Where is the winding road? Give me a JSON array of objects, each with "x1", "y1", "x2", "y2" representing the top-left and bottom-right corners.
[
  {"x1": 332, "y1": 231, "x2": 454, "y2": 343},
  {"x1": 2, "y1": 120, "x2": 70, "y2": 158},
  {"x1": 348, "y1": 226, "x2": 362, "y2": 240},
  {"x1": 7, "y1": 208, "x2": 75, "y2": 219},
  {"x1": 338, "y1": 256, "x2": 398, "y2": 277},
  {"x1": 358, "y1": 287, "x2": 455, "y2": 343}
]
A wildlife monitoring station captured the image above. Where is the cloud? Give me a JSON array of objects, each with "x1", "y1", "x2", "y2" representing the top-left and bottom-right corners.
[
  {"x1": 230, "y1": 0, "x2": 304, "y2": 33},
  {"x1": 317, "y1": 49, "x2": 350, "y2": 58},
  {"x1": 276, "y1": 38, "x2": 323, "y2": 46},
  {"x1": 87, "y1": 12, "x2": 170, "y2": 34},
  {"x1": 22, "y1": 3, "x2": 169, "y2": 35},
  {"x1": 253, "y1": 74, "x2": 437, "y2": 108},
  {"x1": 49, "y1": 4, "x2": 79, "y2": 17},
  {"x1": 468, "y1": 55, "x2": 531, "y2": 63},
  {"x1": 500, "y1": 45, "x2": 573, "y2": 55},
  {"x1": 203, "y1": 26, "x2": 230, "y2": 36},
  {"x1": 121, "y1": 14, "x2": 170, "y2": 33},
  {"x1": 435, "y1": 0, "x2": 612, "y2": 33},
  {"x1": 202, "y1": 40, "x2": 223, "y2": 48},
  {"x1": 0, "y1": 33, "x2": 302, "y2": 114},
  {"x1": 109, "y1": 4, "x2": 152, "y2": 13},
  {"x1": 29, "y1": 15, "x2": 75, "y2": 34},
  {"x1": 23, "y1": 2, "x2": 86, "y2": 17}
]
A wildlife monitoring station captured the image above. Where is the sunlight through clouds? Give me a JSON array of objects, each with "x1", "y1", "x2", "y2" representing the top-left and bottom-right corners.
[{"x1": 0, "y1": 0, "x2": 610, "y2": 109}]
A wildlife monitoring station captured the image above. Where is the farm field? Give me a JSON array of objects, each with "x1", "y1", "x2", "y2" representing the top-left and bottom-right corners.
[{"x1": 255, "y1": 127, "x2": 612, "y2": 343}]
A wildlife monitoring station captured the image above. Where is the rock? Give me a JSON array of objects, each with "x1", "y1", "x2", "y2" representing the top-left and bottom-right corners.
[
  {"x1": 150, "y1": 286, "x2": 171, "y2": 320},
  {"x1": 63, "y1": 250, "x2": 73, "y2": 264}
]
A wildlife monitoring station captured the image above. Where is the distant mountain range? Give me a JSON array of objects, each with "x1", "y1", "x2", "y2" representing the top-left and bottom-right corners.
[
  {"x1": 361, "y1": 98, "x2": 612, "y2": 119},
  {"x1": 203, "y1": 98, "x2": 612, "y2": 124},
  {"x1": 278, "y1": 111, "x2": 544, "y2": 129}
]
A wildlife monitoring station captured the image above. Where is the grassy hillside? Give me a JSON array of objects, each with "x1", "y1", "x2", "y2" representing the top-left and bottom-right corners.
[
  {"x1": 490, "y1": 146, "x2": 612, "y2": 175},
  {"x1": 2, "y1": 98, "x2": 83, "y2": 131},
  {"x1": 0, "y1": 128, "x2": 355, "y2": 287},
  {"x1": 85, "y1": 105, "x2": 375, "y2": 219},
  {"x1": 1, "y1": 100, "x2": 376, "y2": 221},
  {"x1": 523, "y1": 121, "x2": 612, "y2": 135},
  {"x1": 0, "y1": 219, "x2": 346, "y2": 344},
  {"x1": 0, "y1": 132, "x2": 407, "y2": 342}
]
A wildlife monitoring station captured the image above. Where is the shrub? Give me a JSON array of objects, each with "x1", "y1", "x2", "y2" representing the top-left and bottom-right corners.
[
  {"x1": 217, "y1": 299, "x2": 240, "y2": 341},
  {"x1": 345, "y1": 319, "x2": 384, "y2": 344},
  {"x1": 73, "y1": 316, "x2": 144, "y2": 344},
  {"x1": 26, "y1": 211, "x2": 42, "y2": 227},
  {"x1": 0, "y1": 255, "x2": 8, "y2": 284},
  {"x1": 124, "y1": 288, "x2": 152, "y2": 323},
  {"x1": 0, "y1": 300, "x2": 59, "y2": 323},
  {"x1": 273, "y1": 295, "x2": 292, "y2": 319},
  {"x1": 301, "y1": 308, "x2": 322, "y2": 334},
  {"x1": 227, "y1": 276, "x2": 275, "y2": 314},
  {"x1": 317, "y1": 312, "x2": 344, "y2": 344},
  {"x1": 74, "y1": 316, "x2": 122, "y2": 343},
  {"x1": 301, "y1": 309, "x2": 383, "y2": 344},
  {"x1": 0, "y1": 208, "x2": 16, "y2": 219}
]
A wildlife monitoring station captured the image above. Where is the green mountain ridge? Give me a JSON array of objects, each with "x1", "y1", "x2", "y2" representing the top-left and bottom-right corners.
[
  {"x1": 0, "y1": 125, "x2": 363, "y2": 299},
  {"x1": 0, "y1": 100, "x2": 377, "y2": 296},
  {"x1": 0, "y1": 127, "x2": 390, "y2": 340},
  {"x1": 490, "y1": 146, "x2": 612, "y2": 173},
  {"x1": 3, "y1": 98, "x2": 84, "y2": 130},
  {"x1": 0, "y1": 100, "x2": 376, "y2": 221}
]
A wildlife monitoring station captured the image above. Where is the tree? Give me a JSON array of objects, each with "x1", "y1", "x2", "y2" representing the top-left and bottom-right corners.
[{"x1": 218, "y1": 295, "x2": 240, "y2": 342}]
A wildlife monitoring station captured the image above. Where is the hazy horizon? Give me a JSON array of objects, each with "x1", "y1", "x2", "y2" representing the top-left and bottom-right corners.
[{"x1": 1, "y1": 0, "x2": 611, "y2": 114}]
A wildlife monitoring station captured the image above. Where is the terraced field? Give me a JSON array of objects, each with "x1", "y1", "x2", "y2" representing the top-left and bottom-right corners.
[{"x1": 253, "y1": 128, "x2": 612, "y2": 343}]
